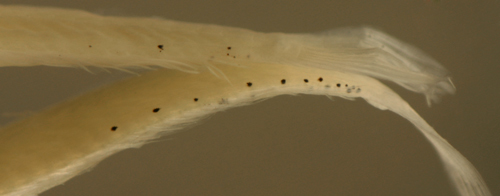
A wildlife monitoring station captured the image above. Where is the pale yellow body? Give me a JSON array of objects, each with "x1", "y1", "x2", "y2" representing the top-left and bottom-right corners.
[{"x1": 0, "y1": 62, "x2": 378, "y2": 195}]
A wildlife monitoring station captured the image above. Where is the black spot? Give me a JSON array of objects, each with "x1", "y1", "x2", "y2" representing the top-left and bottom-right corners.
[
  {"x1": 158, "y1": 45, "x2": 164, "y2": 50},
  {"x1": 336, "y1": 83, "x2": 341, "y2": 87},
  {"x1": 318, "y1": 77, "x2": 323, "y2": 82},
  {"x1": 111, "y1": 126, "x2": 118, "y2": 131},
  {"x1": 304, "y1": 79, "x2": 309, "y2": 83},
  {"x1": 345, "y1": 84, "x2": 348, "y2": 87},
  {"x1": 281, "y1": 79, "x2": 286, "y2": 84},
  {"x1": 247, "y1": 82, "x2": 253, "y2": 87},
  {"x1": 153, "y1": 108, "x2": 160, "y2": 113},
  {"x1": 227, "y1": 46, "x2": 231, "y2": 50},
  {"x1": 194, "y1": 98, "x2": 199, "y2": 102},
  {"x1": 219, "y1": 98, "x2": 229, "y2": 105}
]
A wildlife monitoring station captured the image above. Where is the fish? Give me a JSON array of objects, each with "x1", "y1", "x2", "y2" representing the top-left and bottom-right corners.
[{"x1": 0, "y1": 5, "x2": 491, "y2": 196}]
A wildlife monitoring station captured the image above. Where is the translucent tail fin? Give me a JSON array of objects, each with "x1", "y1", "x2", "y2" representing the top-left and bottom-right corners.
[
  {"x1": 292, "y1": 27, "x2": 456, "y2": 106},
  {"x1": 363, "y1": 85, "x2": 491, "y2": 196}
]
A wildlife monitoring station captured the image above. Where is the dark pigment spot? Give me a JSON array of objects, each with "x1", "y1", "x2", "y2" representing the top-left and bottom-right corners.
[
  {"x1": 336, "y1": 83, "x2": 341, "y2": 87},
  {"x1": 219, "y1": 98, "x2": 229, "y2": 105},
  {"x1": 345, "y1": 84, "x2": 348, "y2": 87},
  {"x1": 227, "y1": 53, "x2": 230, "y2": 56},
  {"x1": 304, "y1": 79, "x2": 309, "y2": 83},
  {"x1": 111, "y1": 126, "x2": 118, "y2": 131},
  {"x1": 318, "y1": 77, "x2": 323, "y2": 82},
  {"x1": 281, "y1": 79, "x2": 286, "y2": 84},
  {"x1": 227, "y1": 46, "x2": 231, "y2": 50},
  {"x1": 247, "y1": 82, "x2": 253, "y2": 87},
  {"x1": 153, "y1": 108, "x2": 160, "y2": 113},
  {"x1": 88, "y1": 45, "x2": 92, "y2": 48},
  {"x1": 194, "y1": 98, "x2": 199, "y2": 102},
  {"x1": 158, "y1": 45, "x2": 164, "y2": 50}
]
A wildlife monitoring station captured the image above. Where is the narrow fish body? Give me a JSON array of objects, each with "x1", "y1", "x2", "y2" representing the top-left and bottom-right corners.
[
  {"x1": 0, "y1": 5, "x2": 284, "y2": 71},
  {"x1": 0, "y1": 5, "x2": 491, "y2": 196},
  {"x1": 0, "y1": 62, "x2": 377, "y2": 195},
  {"x1": 0, "y1": 5, "x2": 452, "y2": 103}
]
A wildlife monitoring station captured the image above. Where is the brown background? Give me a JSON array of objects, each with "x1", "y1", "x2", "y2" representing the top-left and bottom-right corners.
[{"x1": 0, "y1": 0, "x2": 498, "y2": 195}]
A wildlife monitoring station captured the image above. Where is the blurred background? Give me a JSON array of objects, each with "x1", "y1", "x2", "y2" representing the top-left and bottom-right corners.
[{"x1": 0, "y1": 0, "x2": 498, "y2": 195}]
